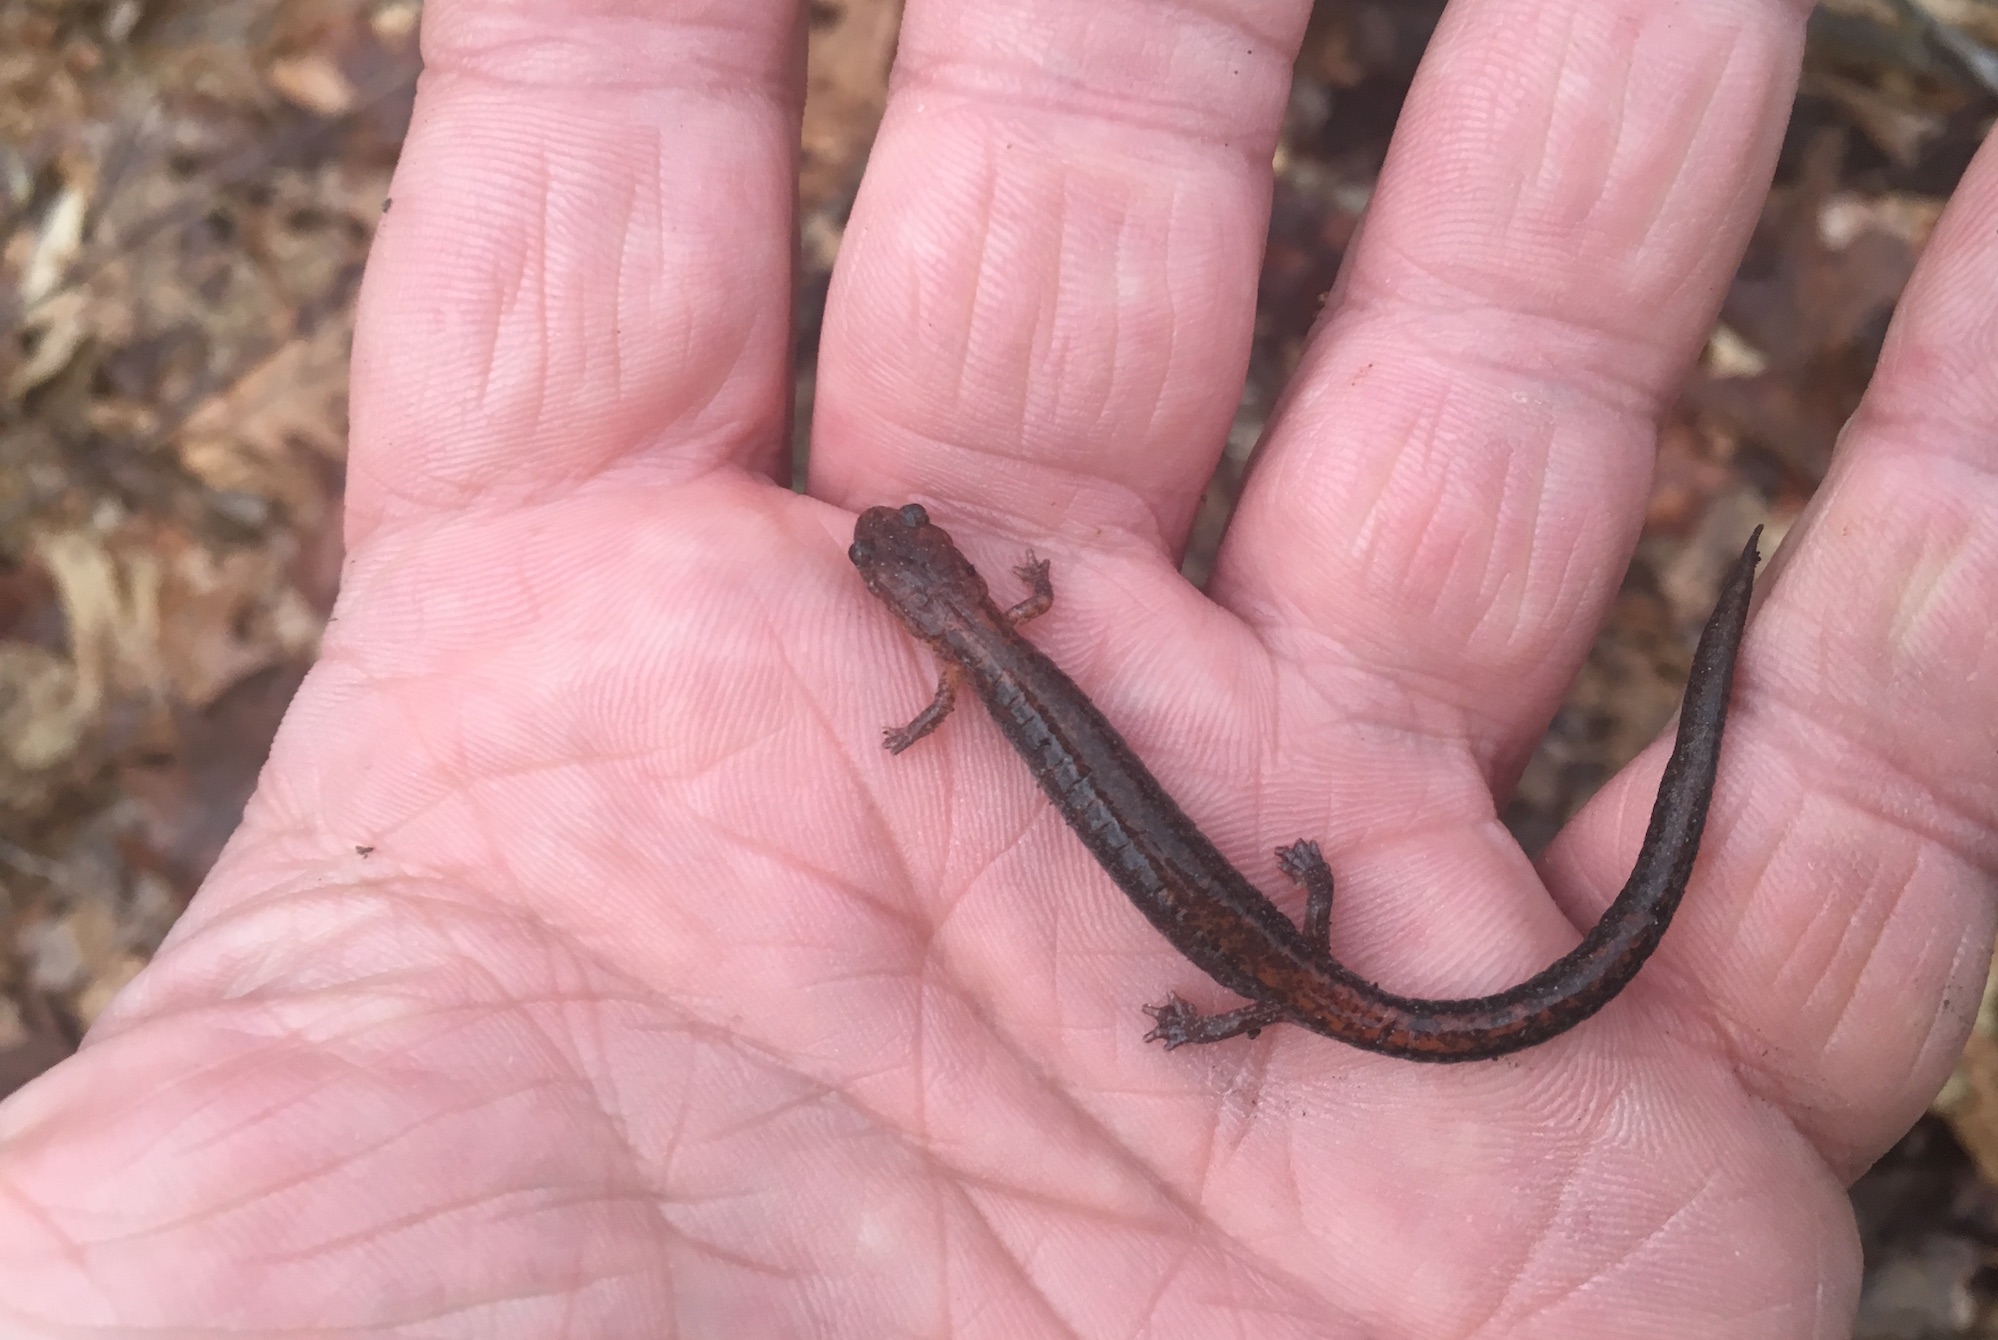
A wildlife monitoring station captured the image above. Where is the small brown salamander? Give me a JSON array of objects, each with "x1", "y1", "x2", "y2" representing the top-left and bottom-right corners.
[{"x1": 850, "y1": 504, "x2": 1760, "y2": 1061}]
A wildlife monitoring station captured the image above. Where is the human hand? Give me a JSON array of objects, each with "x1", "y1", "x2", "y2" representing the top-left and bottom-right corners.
[{"x1": 3, "y1": 0, "x2": 1994, "y2": 1335}]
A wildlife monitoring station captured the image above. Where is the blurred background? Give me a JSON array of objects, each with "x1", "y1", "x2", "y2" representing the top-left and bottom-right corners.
[{"x1": 0, "y1": 1, "x2": 1993, "y2": 1331}]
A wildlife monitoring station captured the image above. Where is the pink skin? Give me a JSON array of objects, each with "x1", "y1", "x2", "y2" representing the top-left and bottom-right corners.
[{"x1": 1, "y1": 0, "x2": 1993, "y2": 1334}]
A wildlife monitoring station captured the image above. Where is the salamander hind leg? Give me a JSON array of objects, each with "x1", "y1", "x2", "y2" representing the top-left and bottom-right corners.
[
  {"x1": 1277, "y1": 839, "x2": 1335, "y2": 948},
  {"x1": 1143, "y1": 994, "x2": 1287, "y2": 1049},
  {"x1": 1005, "y1": 552, "x2": 1053, "y2": 624},
  {"x1": 1143, "y1": 843, "x2": 1334, "y2": 1048}
]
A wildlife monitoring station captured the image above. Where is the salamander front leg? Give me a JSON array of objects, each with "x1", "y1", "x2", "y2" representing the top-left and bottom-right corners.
[
  {"x1": 1144, "y1": 995, "x2": 1287, "y2": 1049},
  {"x1": 883, "y1": 662, "x2": 965, "y2": 754},
  {"x1": 1005, "y1": 553, "x2": 1053, "y2": 624}
]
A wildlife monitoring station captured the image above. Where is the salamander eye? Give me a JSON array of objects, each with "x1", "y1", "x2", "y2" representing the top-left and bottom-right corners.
[{"x1": 898, "y1": 504, "x2": 928, "y2": 527}]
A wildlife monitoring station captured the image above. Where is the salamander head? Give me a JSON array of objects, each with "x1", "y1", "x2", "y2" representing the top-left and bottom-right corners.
[{"x1": 850, "y1": 504, "x2": 990, "y2": 638}]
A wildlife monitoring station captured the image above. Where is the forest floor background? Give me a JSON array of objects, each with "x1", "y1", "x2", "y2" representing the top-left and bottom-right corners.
[{"x1": 2, "y1": 1, "x2": 1995, "y2": 1331}]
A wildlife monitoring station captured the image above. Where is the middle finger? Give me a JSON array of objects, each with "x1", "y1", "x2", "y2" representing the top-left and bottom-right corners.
[{"x1": 811, "y1": 0, "x2": 1315, "y2": 552}]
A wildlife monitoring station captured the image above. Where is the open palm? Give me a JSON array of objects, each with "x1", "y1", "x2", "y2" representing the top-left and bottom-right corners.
[{"x1": 3, "y1": 0, "x2": 1996, "y2": 1334}]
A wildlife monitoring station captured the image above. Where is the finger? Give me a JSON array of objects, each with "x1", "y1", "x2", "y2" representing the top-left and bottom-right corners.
[
  {"x1": 346, "y1": 0, "x2": 803, "y2": 545},
  {"x1": 1549, "y1": 127, "x2": 1998, "y2": 1175},
  {"x1": 1221, "y1": 0, "x2": 1804, "y2": 760},
  {"x1": 810, "y1": 0, "x2": 1309, "y2": 551}
]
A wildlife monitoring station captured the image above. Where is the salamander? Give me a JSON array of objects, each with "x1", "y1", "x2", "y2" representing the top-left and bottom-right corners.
[{"x1": 849, "y1": 503, "x2": 1758, "y2": 1061}]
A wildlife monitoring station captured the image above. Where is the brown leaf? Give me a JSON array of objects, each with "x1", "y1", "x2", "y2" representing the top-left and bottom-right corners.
[{"x1": 800, "y1": 0, "x2": 903, "y2": 211}]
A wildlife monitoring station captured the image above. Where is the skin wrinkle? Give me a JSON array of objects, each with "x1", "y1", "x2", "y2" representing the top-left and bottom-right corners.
[
  {"x1": 1749, "y1": 812, "x2": 1891, "y2": 1015},
  {"x1": 179, "y1": 927, "x2": 656, "y2": 1097},
  {"x1": 941, "y1": 1108, "x2": 1170, "y2": 1214},
  {"x1": 151, "y1": 892, "x2": 468, "y2": 1012},
  {"x1": 1204, "y1": 1028, "x2": 1280, "y2": 1163},
  {"x1": 1456, "y1": 484, "x2": 1548, "y2": 659},
  {"x1": 193, "y1": 879, "x2": 570, "y2": 979},
  {"x1": 1710, "y1": 1002, "x2": 1811, "y2": 1127},
  {"x1": 1388, "y1": 299, "x2": 1675, "y2": 417},
  {"x1": 451, "y1": 772, "x2": 546, "y2": 912},
  {"x1": 124, "y1": 890, "x2": 847, "y2": 1310},
  {"x1": 1165, "y1": 1257, "x2": 1339, "y2": 1340},
  {"x1": 1894, "y1": 535, "x2": 1998, "y2": 660},
  {"x1": 625, "y1": 842, "x2": 1205, "y2": 1308},
  {"x1": 627, "y1": 284, "x2": 770, "y2": 466},
  {"x1": 1826, "y1": 908, "x2": 1977, "y2": 1126},
  {"x1": 524, "y1": 169, "x2": 560, "y2": 441},
  {"x1": 1758, "y1": 691, "x2": 1998, "y2": 877},
  {"x1": 1166, "y1": 1055, "x2": 1254, "y2": 1216},
  {"x1": 1042, "y1": 166, "x2": 1075, "y2": 421},
  {"x1": 676, "y1": 1074, "x2": 849, "y2": 1155},
  {"x1": 106, "y1": 1059, "x2": 571, "y2": 1246},
  {"x1": 669, "y1": 589, "x2": 849, "y2": 778},
  {"x1": 945, "y1": 149, "x2": 1005, "y2": 422},
  {"x1": 702, "y1": 811, "x2": 929, "y2": 938},
  {"x1": 1523, "y1": 4, "x2": 1586, "y2": 214},
  {"x1": 606, "y1": 143, "x2": 644, "y2": 416},
  {"x1": 910, "y1": 936, "x2": 939, "y2": 1162},
  {"x1": 1142, "y1": 179, "x2": 1192, "y2": 445},
  {"x1": 891, "y1": 52, "x2": 1288, "y2": 159},
  {"x1": 1592, "y1": 22, "x2": 1641, "y2": 239},
  {"x1": 835, "y1": 702, "x2": 946, "y2": 930},
  {"x1": 248, "y1": 1176, "x2": 661, "y2": 1273},
  {"x1": 423, "y1": 9, "x2": 803, "y2": 93},
  {"x1": 1259, "y1": 668, "x2": 1487, "y2": 810},
  {"x1": 388, "y1": 107, "x2": 785, "y2": 504},
  {"x1": 1858, "y1": 362, "x2": 1998, "y2": 454},
  {"x1": 1718, "y1": 935, "x2": 1937, "y2": 1170},
  {"x1": 1465, "y1": 69, "x2": 1548, "y2": 291},
  {"x1": 1923, "y1": 918, "x2": 1993, "y2": 1060},
  {"x1": 1484, "y1": 1142, "x2": 1724, "y2": 1337},
  {"x1": 0, "y1": 1178, "x2": 85, "y2": 1285},
  {"x1": 1342, "y1": 371, "x2": 1454, "y2": 571},
  {"x1": 1726, "y1": 806, "x2": 1862, "y2": 1018},
  {"x1": 1787, "y1": 818, "x2": 1922, "y2": 1029},
  {"x1": 1476, "y1": 449, "x2": 1563, "y2": 686},
  {"x1": 959, "y1": 152, "x2": 1038, "y2": 433},
  {"x1": 233, "y1": 970, "x2": 835, "y2": 1302},
  {"x1": 1122, "y1": 1246, "x2": 1191, "y2": 1340},
  {"x1": 1078, "y1": 175, "x2": 1155, "y2": 441},
  {"x1": 874, "y1": 180, "x2": 961, "y2": 387},
  {"x1": 1623, "y1": 31, "x2": 1738, "y2": 264},
  {"x1": 317, "y1": 759, "x2": 639, "y2": 902},
  {"x1": 1261, "y1": 1111, "x2": 1310, "y2": 1283},
  {"x1": 940, "y1": 1179, "x2": 1087, "y2": 1339},
  {"x1": 63, "y1": 1032, "x2": 313, "y2": 1179},
  {"x1": 1301, "y1": 546, "x2": 1575, "y2": 727},
  {"x1": 131, "y1": 1024, "x2": 434, "y2": 1175},
  {"x1": 1422, "y1": 416, "x2": 1513, "y2": 629},
  {"x1": 1839, "y1": 892, "x2": 1975, "y2": 1126},
  {"x1": 873, "y1": 950, "x2": 1342, "y2": 1333},
  {"x1": 1459, "y1": 1109, "x2": 1609, "y2": 1335},
  {"x1": 1134, "y1": 0, "x2": 1301, "y2": 50},
  {"x1": 1587, "y1": 1156, "x2": 1731, "y2": 1294},
  {"x1": 482, "y1": 153, "x2": 537, "y2": 427},
  {"x1": 481, "y1": 969, "x2": 642, "y2": 1179},
  {"x1": 669, "y1": 1230, "x2": 795, "y2": 1283},
  {"x1": 58, "y1": 850, "x2": 1422, "y2": 1334}
]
